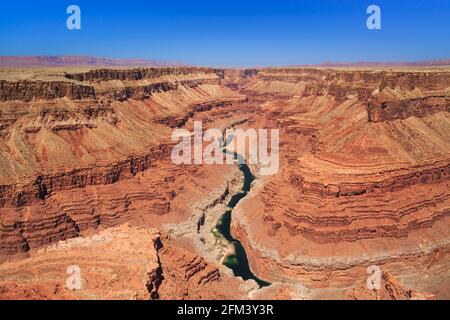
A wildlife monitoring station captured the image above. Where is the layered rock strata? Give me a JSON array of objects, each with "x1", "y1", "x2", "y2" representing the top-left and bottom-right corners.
[
  {"x1": 0, "y1": 67, "x2": 245, "y2": 258},
  {"x1": 0, "y1": 224, "x2": 246, "y2": 300},
  {"x1": 0, "y1": 66, "x2": 448, "y2": 300},
  {"x1": 225, "y1": 67, "x2": 450, "y2": 299}
]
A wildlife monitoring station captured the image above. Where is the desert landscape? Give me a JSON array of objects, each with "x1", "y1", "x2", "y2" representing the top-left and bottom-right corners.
[{"x1": 0, "y1": 62, "x2": 448, "y2": 300}]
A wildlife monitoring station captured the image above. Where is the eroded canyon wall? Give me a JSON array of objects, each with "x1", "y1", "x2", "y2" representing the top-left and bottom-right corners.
[
  {"x1": 0, "y1": 67, "x2": 245, "y2": 257},
  {"x1": 225, "y1": 67, "x2": 450, "y2": 299},
  {"x1": 0, "y1": 66, "x2": 448, "y2": 300}
]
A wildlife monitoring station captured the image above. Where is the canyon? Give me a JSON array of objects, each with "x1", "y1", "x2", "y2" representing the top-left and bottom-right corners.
[{"x1": 0, "y1": 65, "x2": 448, "y2": 300}]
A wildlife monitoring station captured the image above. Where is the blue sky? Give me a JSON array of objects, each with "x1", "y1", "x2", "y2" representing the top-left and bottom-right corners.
[{"x1": 0, "y1": 0, "x2": 449, "y2": 66}]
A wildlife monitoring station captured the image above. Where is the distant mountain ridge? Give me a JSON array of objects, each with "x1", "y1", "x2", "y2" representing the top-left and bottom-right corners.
[
  {"x1": 1, "y1": 55, "x2": 449, "y2": 68},
  {"x1": 307, "y1": 59, "x2": 450, "y2": 68},
  {"x1": 0, "y1": 56, "x2": 187, "y2": 67}
]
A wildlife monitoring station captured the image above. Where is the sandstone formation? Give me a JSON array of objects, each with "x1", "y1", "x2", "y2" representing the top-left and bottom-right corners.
[
  {"x1": 0, "y1": 224, "x2": 247, "y2": 300},
  {"x1": 225, "y1": 68, "x2": 449, "y2": 299},
  {"x1": 0, "y1": 66, "x2": 448, "y2": 300},
  {"x1": 0, "y1": 67, "x2": 245, "y2": 258}
]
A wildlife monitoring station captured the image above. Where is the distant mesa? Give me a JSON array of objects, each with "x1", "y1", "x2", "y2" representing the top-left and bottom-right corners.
[
  {"x1": 0, "y1": 55, "x2": 187, "y2": 68},
  {"x1": 306, "y1": 59, "x2": 450, "y2": 68},
  {"x1": 1, "y1": 56, "x2": 449, "y2": 68}
]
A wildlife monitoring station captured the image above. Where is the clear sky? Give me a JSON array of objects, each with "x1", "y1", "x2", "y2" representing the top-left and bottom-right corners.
[{"x1": 0, "y1": 0, "x2": 449, "y2": 67}]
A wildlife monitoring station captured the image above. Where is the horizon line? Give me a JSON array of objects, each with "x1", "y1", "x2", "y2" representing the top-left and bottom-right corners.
[{"x1": 0, "y1": 55, "x2": 449, "y2": 69}]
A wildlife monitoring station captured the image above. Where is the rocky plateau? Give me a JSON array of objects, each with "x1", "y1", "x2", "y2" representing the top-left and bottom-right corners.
[{"x1": 0, "y1": 66, "x2": 448, "y2": 300}]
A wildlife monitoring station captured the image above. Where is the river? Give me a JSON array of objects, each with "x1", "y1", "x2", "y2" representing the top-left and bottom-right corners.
[{"x1": 215, "y1": 146, "x2": 271, "y2": 287}]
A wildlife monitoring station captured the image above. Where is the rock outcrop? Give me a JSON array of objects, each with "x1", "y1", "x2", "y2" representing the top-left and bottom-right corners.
[
  {"x1": 0, "y1": 80, "x2": 96, "y2": 102},
  {"x1": 0, "y1": 224, "x2": 244, "y2": 300}
]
